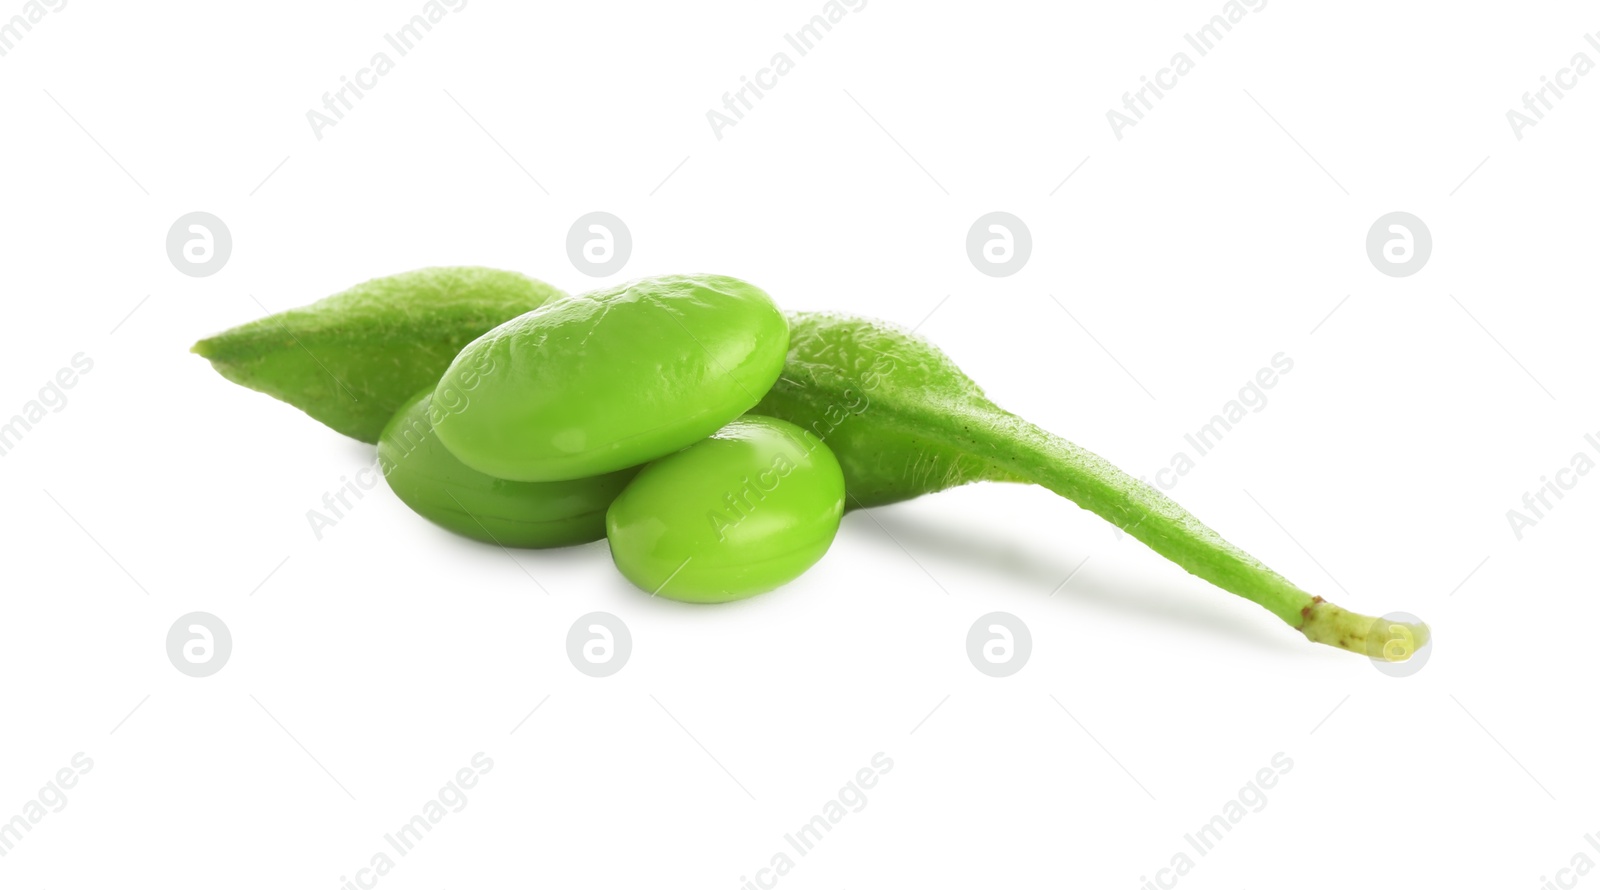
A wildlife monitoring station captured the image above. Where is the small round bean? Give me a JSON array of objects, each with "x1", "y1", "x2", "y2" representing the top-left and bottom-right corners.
[
  {"x1": 379, "y1": 390, "x2": 637, "y2": 548},
  {"x1": 605, "y1": 415, "x2": 845, "y2": 602},
  {"x1": 433, "y1": 274, "x2": 788, "y2": 481}
]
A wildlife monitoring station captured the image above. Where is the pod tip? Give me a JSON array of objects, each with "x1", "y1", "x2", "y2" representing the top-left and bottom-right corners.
[{"x1": 1300, "y1": 599, "x2": 1430, "y2": 661}]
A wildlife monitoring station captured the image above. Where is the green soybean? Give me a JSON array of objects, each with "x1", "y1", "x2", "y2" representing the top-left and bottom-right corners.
[
  {"x1": 196, "y1": 266, "x2": 1429, "y2": 661},
  {"x1": 605, "y1": 415, "x2": 845, "y2": 603},
  {"x1": 378, "y1": 390, "x2": 638, "y2": 548},
  {"x1": 753, "y1": 311, "x2": 1429, "y2": 659},
  {"x1": 193, "y1": 267, "x2": 565, "y2": 443},
  {"x1": 433, "y1": 274, "x2": 789, "y2": 482}
]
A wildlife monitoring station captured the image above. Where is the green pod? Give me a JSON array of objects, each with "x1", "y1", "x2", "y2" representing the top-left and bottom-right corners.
[
  {"x1": 753, "y1": 311, "x2": 1430, "y2": 659},
  {"x1": 433, "y1": 274, "x2": 789, "y2": 482},
  {"x1": 379, "y1": 390, "x2": 638, "y2": 548},
  {"x1": 193, "y1": 267, "x2": 565, "y2": 443},
  {"x1": 605, "y1": 415, "x2": 845, "y2": 603}
]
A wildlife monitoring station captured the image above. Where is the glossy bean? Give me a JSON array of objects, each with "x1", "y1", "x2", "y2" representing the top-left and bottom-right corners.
[
  {"x1": 433, "y1": 274, "x2": 789, "y2": 482},
  {"x1": 379, "y1": 390, "x2": 638, "y2": 548},
  {"x1": 605, "y1": 415, "x2": 844, "y2": 603}
]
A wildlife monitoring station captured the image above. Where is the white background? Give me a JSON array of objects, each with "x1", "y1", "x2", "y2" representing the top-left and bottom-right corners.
[{"x1": 2, "y1": 1, "x2": 1597, "y2": 887}]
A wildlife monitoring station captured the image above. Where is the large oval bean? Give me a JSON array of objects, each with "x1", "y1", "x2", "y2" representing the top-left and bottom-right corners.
[
  {"x1": 379, "y1": 390, "x2": 637, "y2": 548},
  {"x1": 605, "y1": 415, "x2": 844, "y2": 602},
  {"x1": 433, "y1": 274, "x2": 788, "y2": 482}
]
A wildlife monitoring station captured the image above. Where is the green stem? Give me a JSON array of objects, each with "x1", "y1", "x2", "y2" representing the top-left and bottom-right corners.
[
  {"x1": 1300, "y1": 600, "x2": 1430, "y2": 660},
  {"x1": 919, "y1": 405, "x2": 1428, "y2": 659}
]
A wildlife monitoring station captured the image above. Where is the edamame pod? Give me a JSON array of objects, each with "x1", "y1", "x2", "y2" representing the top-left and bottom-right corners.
[
  {"x1": 433, "y1": 274, "x2": 788, "y2": 481},
  {"x1": 753, "y1": 312, "x2": 1430, "y2": 659},
  {"x1": 379, "y1": 390, "x2": 638, "y2": 548},
  {"x1": 605, "y1": 415, "x2": 845, "y2": 602},
  {"x1": 193, "y1": 267, "x2": 564, "y2": 442}
]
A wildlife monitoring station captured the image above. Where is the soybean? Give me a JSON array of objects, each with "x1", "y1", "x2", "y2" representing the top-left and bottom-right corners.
[
  {"x1": 379, "y1": 390, "x2": 637, "y2": 548},
  {"x1": 196, "y1": 267, "x2": 1430, "y2": 661},
  {"x1": 605, "y1": 415, "x2": 845, "y2": 602},
  {"x1": 434, "y1": 274, "x2": 789, "y2": 482}
]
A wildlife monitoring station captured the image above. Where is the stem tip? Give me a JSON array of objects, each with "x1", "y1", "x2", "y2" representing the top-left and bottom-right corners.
[{"x1": 1299, "y1": 600, "x2": 1430, "y2": 661}]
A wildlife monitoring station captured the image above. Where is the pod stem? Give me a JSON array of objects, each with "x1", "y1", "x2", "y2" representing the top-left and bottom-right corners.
[
  {"x1": 1299, "y1": 599, "x2": 1430, "y2": 659},
  {"x1": 919, "y1": 405, "x2": 1427, "y2": 658}
]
